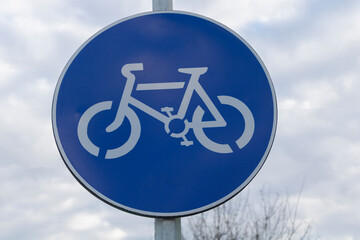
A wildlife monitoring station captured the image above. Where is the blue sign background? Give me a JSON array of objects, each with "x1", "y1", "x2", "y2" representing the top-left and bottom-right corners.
[{"x1": 52, "y1": 11, "x2": 277, "y2": 217}]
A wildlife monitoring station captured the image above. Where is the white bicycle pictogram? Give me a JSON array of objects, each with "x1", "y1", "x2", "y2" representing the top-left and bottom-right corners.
[{"x1": 77, "y1": 63, "x2": 255, "y2": 159}]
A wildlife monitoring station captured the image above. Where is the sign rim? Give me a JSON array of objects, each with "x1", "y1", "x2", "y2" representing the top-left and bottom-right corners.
[{"x1": 52, "y1": 10, "x2": 278, "y2": 218}]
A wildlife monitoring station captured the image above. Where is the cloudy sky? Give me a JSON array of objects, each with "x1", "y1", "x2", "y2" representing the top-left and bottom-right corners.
[{"x1": 0, "y1": 0, "x2": 359, "y2": 239}]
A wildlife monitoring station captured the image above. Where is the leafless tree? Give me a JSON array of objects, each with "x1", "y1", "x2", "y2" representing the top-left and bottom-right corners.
[{"x1": 184, "y1": 185, "x2": 316, "y2": 240}]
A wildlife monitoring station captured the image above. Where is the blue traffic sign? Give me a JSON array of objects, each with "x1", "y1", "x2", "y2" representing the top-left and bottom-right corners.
[{"x1": 52, "y1": 11, "x2": 277, "y2": 217}]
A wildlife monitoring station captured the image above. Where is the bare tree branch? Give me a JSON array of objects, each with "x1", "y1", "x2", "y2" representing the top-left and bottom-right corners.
[{"x1": 184, "y1": 185, "x2": 317, "y2": 240}]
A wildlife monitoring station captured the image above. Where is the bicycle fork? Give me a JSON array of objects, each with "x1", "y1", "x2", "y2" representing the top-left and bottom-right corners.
[{"x1": 106, "y1": 63, "x2": 144, "y2": 132}]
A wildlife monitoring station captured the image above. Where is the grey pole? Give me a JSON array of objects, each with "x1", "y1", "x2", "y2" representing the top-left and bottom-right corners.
[
  {"x1": 152, "y1": 1, "x2": 180, "y2": 240},
  {"x1": 152, "y1": 0, "x2": 173, "y2": 11},
  {"x1": 155, "y1": 218, "x2": 182, "y2": 240}
]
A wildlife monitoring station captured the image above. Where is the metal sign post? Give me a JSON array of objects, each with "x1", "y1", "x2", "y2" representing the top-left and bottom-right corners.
[
  {"x1": 152, "y1": 2, "x2": 180, "y2": 240},
  {"x1": 153, "y1": 0, "x2": 173, "y2": 11},
  {"x1": 155, "y1": 218, "x2": 181, "y2": 240}
]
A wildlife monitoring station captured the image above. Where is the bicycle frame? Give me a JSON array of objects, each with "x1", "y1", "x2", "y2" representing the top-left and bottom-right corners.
[
  {"x1": 106, "y1": 63, "x2": 226, "y2": 133},
  {"x1": 77, "y1": 63, "x2": 255, "y2": 158}
]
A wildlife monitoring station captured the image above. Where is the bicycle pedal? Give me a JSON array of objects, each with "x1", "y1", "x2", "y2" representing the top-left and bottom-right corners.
[
  {"x1": 181, "y1": 140, "x2": 193, "y2": 147},
  {"x1": 161, "y1": 107, "x2": 174, "y2": 112}
]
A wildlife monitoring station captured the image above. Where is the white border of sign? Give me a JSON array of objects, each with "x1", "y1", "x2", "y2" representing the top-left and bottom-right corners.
[{"x1": 52, "y1": 10, "x2": 278, "y2": 218}]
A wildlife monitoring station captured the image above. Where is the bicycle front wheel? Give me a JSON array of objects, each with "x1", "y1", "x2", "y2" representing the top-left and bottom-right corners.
[{"x1": 77, "y1": 101, "x2": 141, "y2": 159}]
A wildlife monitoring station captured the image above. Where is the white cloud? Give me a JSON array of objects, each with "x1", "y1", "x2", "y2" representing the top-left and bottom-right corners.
[
  {"x1": 97, "y1": 228, "x2": 127, "y2": 240},
  {"x1": 68, "y1": 212, "x2": 105, "y2": 231},
  {"x1": 0, "y1": 80, "x2": 57, "y2": 167},
  {"x1": 0, "y1": 59, "x2": 17, "y2": 87},
  {"x1": 177, "y1": 0, "x2": 304, "y2": 30}
]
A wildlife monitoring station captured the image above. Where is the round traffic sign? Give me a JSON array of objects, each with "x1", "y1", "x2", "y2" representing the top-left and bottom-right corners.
[{"x1": 52, "y1": 11, "x2": 277, "y2": 217}]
